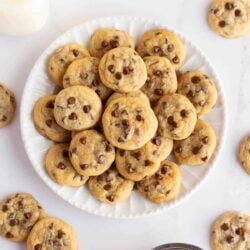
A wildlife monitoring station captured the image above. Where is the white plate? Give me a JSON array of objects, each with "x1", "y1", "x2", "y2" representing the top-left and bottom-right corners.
[{"x1": 20, "y1": 16, "x2": 226, "y2": 218}]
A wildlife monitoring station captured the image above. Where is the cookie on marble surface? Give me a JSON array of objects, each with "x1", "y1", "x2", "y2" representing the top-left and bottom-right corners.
[
  {"x1": 136, "y1": 29, "x2": 185, "y2": 69},
  {"x1": 105, "y1": 90, "x2": 150, "y2": 108},
  {"x1": 88, "y1": 167, "x2": 134, "y2": 204},
  {"x1": 154, "y1": 93, "x2": 197, "y2": 140},
  {"x1": 102, "y1": 96, "x2": 158, "y2": 150},
  {"x1": 239, "y1": 134, "x2": 250, "y2": 174},
  {"x1": 173, "y1": 120, "x2": 217, "y2": 165},
  {"x1": 27, "y1": 216, "x2": 78, "y2": 250},
  {"x1": 48, "y1": 43, "x2": 90, "y2": 86},
  {"x1": 177, "y1": 70, "x2": 218, "y2": 115},
  {"x1": 53, "y1": 86, "x2": 102, "y2": 131},
  {"x1": 99, "y1": 47, "x2": 147, "y2": 93},
  {"x1": 115, "y1": 132, "x2": 173, "y2": 181},
  {"x1": 208, "y1": 0, "x2": 250, "y2": 38},
  {"x1": 211, "y1": 211, "x2": 250, "y2": 250},
  {"x1": 0, "y1": 193, "x2": 45, "y2": 242},
  {"x1": 89, "y1": 28, "x2": 135, "y2": 58},
  {"x1": 45, "y1": 143, "x2": 88, "y2": 187},
  {"x1": 33, "y1": 95, "x2": 71, "y2": 142},
  {"x1": 142, "y1": 56, "x2": 177, "y2": 103},
  {"x1": 0, "y1": 83, "x2": 16, "y2": 128},
  {"x1": 136, "y1": 160, "x2": 182, "y2": 203},
  {"x1": 69, "y1": 130, "x2": 115, "y2": 176},
  {"x1": 63, "y1": 57, "x2": 112, "y2": 100}
]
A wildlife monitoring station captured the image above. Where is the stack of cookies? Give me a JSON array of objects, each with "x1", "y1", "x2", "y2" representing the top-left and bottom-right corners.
[{"x1": 33, "y1": 27, "x2": 218, "y2": 205}]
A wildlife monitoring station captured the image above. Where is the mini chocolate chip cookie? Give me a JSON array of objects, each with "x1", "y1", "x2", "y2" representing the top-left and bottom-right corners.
[
  {"x1": 142, "y1": 56, "x2": 177, "y2": 103},
  {"x1": 178, "y1": 71, "x2": 218, "y2": 115},
  {"x1": 115, "y1": 132, "x2": 173, "y2": 181},
  {"x1": 27, "y1": 216, "x2": 78, "y2": 250},
  {"x1": 63, "y1": 57, "x2": 112, "y2": 100},
  {"x1": 102, "y1": 96, "x2": 158, "y2": 150},
  {"x1": 45, "y1": 143, "x2": 89, "y2": 187},
  {"x1": 211, "y1": 211, "x2": 250, "y2": 250},
  {"x1": 136, "y1": 29, "x2": 186, "y2": 69},
  {"x1": 33, "y1": 95, "x2": 71, "y2": 142},
  {"x1": 173, "y1": 120, "x2": 217, "y2": 165},
  {"x1": 154, "y1": 93, "x2": 197, "y2": 140},
  {"x1": 54, "y1": 86, "x2": 102, "y2": 131},
  {"x1": 208, "y1": 0, "x2": 250, "y2": 38},
  {"x1": 88, "y1": 167, "x2": 134, "y2": 204},
  {"x1": 136, "y1": 160, "x2": 182, "y2": 203},
  {"x1": 239, "y1": 134, "x2": 250, "y2": 174},
  {"x1": 89, "y1": 28, "x2": 135, "y2": 58},
  {"x1": 69, "y1": 130, "x2": 115, "y2": 176},
  {"x1": 0, "y1": 193, "x2": 45, "y2": 242},
  {"x1": 48, "y1": 43, "x2": 90, "y2": 86},
  {"x1": 105, "y1": 90, "x2": 150, "y2": 108},
  {"x1": 99, "y1": 47, "x2": 147, "y2": 93},
  {"x1": 0, "y1": 83, "x2": 16, "y2": 128}
]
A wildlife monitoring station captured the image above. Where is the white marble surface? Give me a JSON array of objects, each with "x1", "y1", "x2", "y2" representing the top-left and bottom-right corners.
[{"x1": 0, "y1": 0, "x2": 249, "y2": 249}]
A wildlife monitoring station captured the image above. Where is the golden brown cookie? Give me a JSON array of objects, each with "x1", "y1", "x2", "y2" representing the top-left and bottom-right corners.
[
  {"x1": 0, "y1": 83, "x2": 16, "y2": 128},
  {"x1": 239, "y1": 134, "x2": 250, "y2": 174},
  {"x1": 89, "y1": 28, "x2": 135, "y2": 58},
  {"x1": 48, "y1": 43, "x2": 90, "y2": 86},
  {"x1": 136, "y1": 160, "x2": 182, "y2": 203},
  {"x1": 0, "y1": 193, "x2": 45, "y2": 242}
]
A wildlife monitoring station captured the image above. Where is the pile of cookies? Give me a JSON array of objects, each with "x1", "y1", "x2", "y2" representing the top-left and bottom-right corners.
[
  {"x1": 0, "y1": 192, "x2": 78, "y2": 249},
  {"x1": 33, "y1": 27, "x2": 218, "y2": 205}
]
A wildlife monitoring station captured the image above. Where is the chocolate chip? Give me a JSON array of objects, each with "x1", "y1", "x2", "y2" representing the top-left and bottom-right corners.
[
  {"x1": 101, "y1": 40, "x2": 109, "y2": 48},
  {"x1": 106, "y1": 195, "x2": 114, "y2": 202},
  {"x1": 111, "y1": 109, "x2": 119, "y2": 117},
  {"x1": 153, "y1": 46, "x2": 162, "y2": 53},
  {"x1": 225, "y1": 2, "x2": 235, "y2": 10},
  {"x1": 136, "y1": 114, "x2": 143, "y2": 122},
  {"x1": 68, "y1": 112, "x2": 78, "y2": 120},
  {"x1": 226, "y1": 235, "x2": 234, "y2": 244},
  {"x1": 45, "y1": 119, "x2": 53, "y2": 127},
  {"x1": 105, "y1": 143, "x2": 113, "y2": 152},
  {"x1": 57, "y1": 162, "x2": 67, "y2": 169},
  {"x1": 155, "y1": 173, "x2": 163, "y2": 180},
  {"x1": 123, "y1": 67, "x2": 130, "y2": 75},
  {"x1": 202, "y1": 136, "x2": 209, "y2": 144},
  {"x1": 144, "y1": 186, "x2": 150, "y2": 192},
  {"x1": 80, "y1": 137, "x2": 87, "y2": 144},
  {"x1": 167, "y1": 116, "x2": 177, "y2": 128},
  {"x1": 24, "y1": 212, "x2": 32, "y2": 219},
  {"x1": 161, "y1": 166, "x2": 168, "y2": 174},
  {"x1": 83, "y1": 105, "x2": 91, "y2": 113},
  {"x1": 57, "y1": 230, "x2": 65, "y2": 239},
  {"x1": 72, "y1": 148, "x2": 77, "y2": 154},
  {"x1": 152, "y1": 137, "x2": 161, "y2": 146},
  {"x1": 131, "y1": 151, "x2": 141, "y2": 160},
  {"x1": 108, "y1": 65, "x2": 115, "y2": 73},
  {"x1": 2, "y1": 205, "x2": 8, "y2": 212},
  {"x1": 67, "y1": 97, "x2": 76, "y2": 105},
  {"x1": 48, "y1": 223, "x2": 54, "y2": 230},
  {"x1": 80, "y1": 164, "x2": 88, "y2": 170},
  {"x1": 172, "y1": 56, "x2": 179, "y2": 64},
  {"x1": 219, "y1": 20, "x2": 226, "y2": 27},
  {"x1": 221, "y1": 223, "x2": 229, "y2": 231},
  {"x1": 145, "y1": 160, "x2": 153, "y2": 166},
  {"x1": 104, "y1": 183, "x2": 112, "y2": 191},
  {"x1": 201, "y1": 156, "x2": 208, "y2": 162},
  {"x1": 9, "y1": 219, "x2": 18, "y2": 227},
  {"x1": 213, "y1": 8, "x2": 219, "y2": 14},
  {"x1": 5, "y1": 232, "x2": 14, "y2": 238},
  {"x1": 72, "y1": 49, "x2": 79, "y2": 57},
  {"x1": 154, "y1": 70, "x2": 162, "y2": 77},
  {"x1": 191, "y1": 76, "x2": 200, "y2": 84},
  {"x1": 128, "y1": 166, "x2": 135, "y2": 173},
  {"x1": 92, "y1": 79, "x2": 99, "y2": 87},
  {"x1": 46, "y1": 101, "x2": 54, "y2": 109},
  {"x1": 167, "y1": 44, "x2": 175, "y2": 52},
  {"x1": 122, "y1": 119, "x2": 130, "y2": 128},
  {"x1": 187, "y1": 90, "x2": 195, "y2": 98},
  {"x1": 63, "y1": 150, "x2": 69, "y2": 158},
  {"x1": 154, "y1": 88, "x2": 164, "y2": 96},
  {"x1": 119, "y1": 150, "x2": 125, "y2": 156},
  {"x1": 235, "y1": 227, "x2": 245, "y2": 239},
  {"x1": 118, "y1": 137, "x2": 125, "y2": 142},
  {"x1": 235, "y1": 9, "x2": 242, "y2": 17},
  {"x1": 110, "y1": 40, "x2": 119, "y2": 48},
  {"x1": 98, "y1": 155, "x2": 105, "y2": 164},
  {"x1": 34, "y1": 243, "x2": 42, "y2": 250},
  {"x1": 80, "y1": 73, "x2": 88, "y2": 79},
  {"x1": 18, "y1": 200, "x2": 23, "y2": 208},
  {"x1": 115, "y1": 72, "x2": 122, "y2": 80},
  {"x1": 192, "y1": 145, "x2": 202, "y2": 154},
  {"x1": 180, "y1": 109, "x2": 187, "y2": 118},
  {"x1": 59, "y1": 58, "x2": 65, "y2": 64}
]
